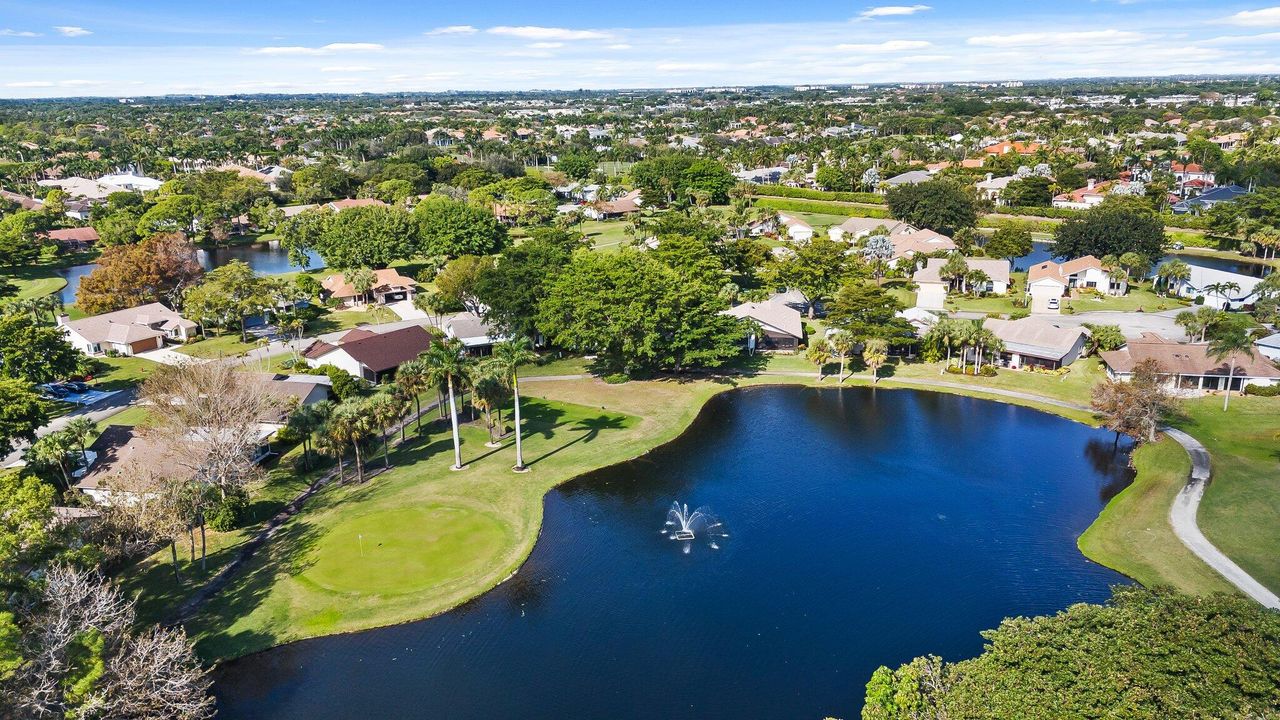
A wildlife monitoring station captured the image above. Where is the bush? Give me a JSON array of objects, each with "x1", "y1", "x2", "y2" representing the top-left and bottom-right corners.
[
  {"x1": 603, "y1": 372, "x2": 630, "y2": 384},
  {"x1": 1008, "y1": 310, "x2": 1030, "y2": 320},
  {"x1": 206, "y1": 491, "x2": 249, "y2": 531},
  {"x1": 1244, "y1": 384, "x2": 1280, "y2": 397},
  {"x1": 944, "y1": 364, "x2": 997, "y2": 377}
]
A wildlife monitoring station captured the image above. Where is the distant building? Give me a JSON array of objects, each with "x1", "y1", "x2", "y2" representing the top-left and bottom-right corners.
[
  {"x1": 1101, "y1": 333, "x2": 1280, "y2": 393},
  {"x1": 302, "y1": 325, "x2": 434, "y2": 383},
  {"x1": 912, "y1": 258, "x2": 1009, "y2": 310},
  {"x1": 1171, "y1": 185, "x2": 1249, "y2": 215},
  {"x1": 58, "y1": 303, "x2": 197, "y2": 356},
  {"x1": 721, "y1": 298, "x2": 804, "y2": 351}
]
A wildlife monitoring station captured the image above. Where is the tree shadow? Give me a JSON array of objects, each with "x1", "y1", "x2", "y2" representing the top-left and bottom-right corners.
[{"x1": 527, "y1": 413, "x2": 628, "y2": 467}]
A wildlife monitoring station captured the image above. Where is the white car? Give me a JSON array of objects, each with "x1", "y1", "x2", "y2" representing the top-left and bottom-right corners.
[{"x1": 1047, "y1": 297, "x2": 1060, "y2": 311}]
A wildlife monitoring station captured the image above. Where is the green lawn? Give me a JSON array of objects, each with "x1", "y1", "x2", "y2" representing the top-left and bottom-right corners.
[
  {"x1": 578, "y1": 219, "x2": 631, "y2": 252},
  {"x1": 887, "y1": 356, "x2": 1106, "y2": 407},
  {"x1": 177, "y1": 333, "x2": 259, "y2": 359},
  {"x1": 1182, "y1": 396, "x2": 1280, "y2": 595},
  {"x1": 86, "y1": 355, "x2": 158, "y2": 391},
  {"x1": 1078, "y1": 438, "x2": 1237, "y2": 595}
]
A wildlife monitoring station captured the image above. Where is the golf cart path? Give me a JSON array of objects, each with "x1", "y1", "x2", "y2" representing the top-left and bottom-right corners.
[{"x1": 1163, "y1": 427, "x2": 1280, "y2": 609}]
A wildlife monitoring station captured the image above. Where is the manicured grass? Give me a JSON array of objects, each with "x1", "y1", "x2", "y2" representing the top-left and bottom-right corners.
[
  {"x1": 1181, "y1": 396, "x2": 1280, "y2": 595},
  {"x1": 10, "y1": 274, "x2": 67, "y2": 301},
  {"x1": 521, "y1": 355, "x2": 592, "y2": 377},
  {"x1": 578, "y1": 219, "x2": 631, "y2": 252},
  {"x1": 1078, "y1": 437, "x2": 1237, "y2": 595},
  {"x1": 887, "y1": 356, "x2": 1106, "y2": 406},
  {"x1": 1061, "y1": 286, "x2": 1189, "y2": 314},
  {"x1": 87, "y1": 355, "x2": 158, "y2": 391},
  {"x1": 177, "y1": 333, "x2": 260, "y2": 359}
]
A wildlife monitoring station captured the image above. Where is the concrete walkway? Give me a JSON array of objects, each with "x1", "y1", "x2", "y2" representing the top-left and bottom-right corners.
[
  {"x1": 1163, "y1": 427, "x2": 1280, "y2": 609},
  {"x1": 136, "y1": 347, "x2": 206, "y2": 366}
]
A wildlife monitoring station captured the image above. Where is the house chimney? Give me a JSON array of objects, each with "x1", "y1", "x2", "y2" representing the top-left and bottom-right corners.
[
  {"x1": 986, "y1": 173, "x2": 993, "y2": 182},
  {"x1": 1087, "y1": 178, "x2": 1096, "y2": 190}
]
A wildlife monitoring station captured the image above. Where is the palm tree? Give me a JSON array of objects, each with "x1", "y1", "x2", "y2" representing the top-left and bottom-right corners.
[
  {"x1": 828, "y1": 331, "x2": 855, "y2": 383},
  {"x1": 27, "y1": 431, "x2": 75, "y2": 489},
  {"x1": 395, "y1": 358, "x2": 431, "y2": 434},
  {"x1": 286, "y1": 401, "x2": 328, "y2": 469},
  {"x1": 488, "y1": 338, "x2": 537, "y2": 471},
  {"x1": 367, "y1": 391, "x2": 407, "y2": 470},
  {"x1": 467, "y1": 362, "x2": 506, "y2": 446},
  {"x1": 423, "y1": 337, "x2": 471, "y2": 470},
  {"x1": 863, "y1": 338, "x2": 889, "y2": 383},
  {"x1": 325, "y1": 402, "x2": 374, "y2": 482},
  {"x1": 315, "y1": 429, "x2": 346, "y2": 483},
  {"x1": 344, "y1": 267, "x2": 377, "y2": 307},
  {"x1": 806, "y1": 338, "x2": 832, "y2": 381},
  {"x1": 1155, "y1": 259, "x2": 1190, "y2": 297},
  {"x1": 63, "y1": 416, "x2": 96, "y2": 466},
  {"x1": 1208, "y1": 324, "x2": 1255, "y2": 411}
]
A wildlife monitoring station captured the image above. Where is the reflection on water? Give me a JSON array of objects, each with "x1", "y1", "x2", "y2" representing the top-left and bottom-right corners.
[
  {"x1": 55, "y1": 242, "x2": 325, "y2": 305},
  {"x1": 1013, "y1": 241, "x2": 1271, "y2": 278},
  {"x1": 214, "y1": 387, "x2": 1131, "y2": 720}
]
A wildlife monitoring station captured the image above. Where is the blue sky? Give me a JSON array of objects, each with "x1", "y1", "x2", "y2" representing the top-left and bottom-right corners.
[{"x1": 2, "y1": 1, "x2": 1280, "y2": 97}]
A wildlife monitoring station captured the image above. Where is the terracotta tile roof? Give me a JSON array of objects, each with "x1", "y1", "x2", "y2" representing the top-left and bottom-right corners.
[
  {"x1": 46, "y1": 227, "x2": 99, "y2": 244},
  {"x1": 1101, "y1": 336, "x2": 1280, "y2": 378},
  {"x1": 321, "y1": 268, "x2": 417, "y2": 299},
  {"x1": 1027, "y1": 255, "x2": 1103, "y2": 284},
  {"x1": 337, "y1": 325, "x2": 433, "y2": 373}
]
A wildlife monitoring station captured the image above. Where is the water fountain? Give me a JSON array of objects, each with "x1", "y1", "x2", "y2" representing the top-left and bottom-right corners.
[{"x1": 663, "y1": 502, "x2": 728, "y2": 552}]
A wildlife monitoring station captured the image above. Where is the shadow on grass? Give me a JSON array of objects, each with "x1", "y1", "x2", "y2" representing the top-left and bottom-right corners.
[
  {"x1": 527, "y1": 413, "x2": 628, "y2": 467},
  {"x1": 190, "y1": 518, "x2": 325, "y2": 661}
]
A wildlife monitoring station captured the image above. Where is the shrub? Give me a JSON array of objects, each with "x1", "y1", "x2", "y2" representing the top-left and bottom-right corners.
[
  {"x1": 603, "y1": 372, "x2": 630, "y2": 384},
  {"x1": 206, "y1": 491, "x2": 249, "y2": 531},
  {"x1": 1008, "y1": 310, "x2": 1030, "y2": 320},
  {"x1": 1244, "y1": 384, "x2": 1280, "y2": 397}
]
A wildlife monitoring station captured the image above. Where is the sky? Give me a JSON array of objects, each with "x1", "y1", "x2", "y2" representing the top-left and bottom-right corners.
[{"x1": 1, "y1": 1, "x2": 1280, "y2": 97}]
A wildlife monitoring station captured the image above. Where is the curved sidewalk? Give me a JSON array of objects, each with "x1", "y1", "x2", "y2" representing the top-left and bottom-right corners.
[{"x1": 1163, "y1": 427, "x2": 1280, "y2": 609}]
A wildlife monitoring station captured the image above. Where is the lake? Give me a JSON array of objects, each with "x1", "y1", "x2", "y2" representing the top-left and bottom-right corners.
[
  {"x1": 212, "y1": 386, "x2": 1133, "y2": 720},
  {"x1": 55, "y1": 241, "x2": 324, "y2": 305},
  {"x1": 1014, "y1": 241, "x2": 1272, "y2": 277}
]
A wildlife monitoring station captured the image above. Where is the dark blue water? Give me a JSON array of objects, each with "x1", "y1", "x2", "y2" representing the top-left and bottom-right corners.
[
  {"x1": 212, "y1": 386, "x2": 1133, "y2": 720},
  {"x1": 56, "y1": 242, "x2": 324, "y2": 305},
  {"x1": 1014, "y1": 241, "x2": 1270, "y2": 277}
]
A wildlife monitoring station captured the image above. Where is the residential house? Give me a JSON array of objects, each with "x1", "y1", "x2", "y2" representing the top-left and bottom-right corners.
[
  {"x1": 1171, "y1": 184, "x2": 1250, "y2": 215},
  {"x1": 882, "y1": 170, "x2": 931, "y2": 188},
  {"x1": 302, "y1": 325, "x2": 434, "y2": 382},
  {"x1": 444, "y1": 312, "x2": 509, "y2": 354},
  {"x1": 733, "y1": 166, "x2": 789, "y2": 184},
  {"x1": 1052, "y1": 179, "x2": 1112, "y2": 210},
  {"x1": 583, "y1": 189, "x2": 642, "y2": 220},
  {"x1": 45, "y1": 226, "x2": 99, "y2": 250},
  {"x1": 1209, "y1": 132, "x2": 1246, "y2": 151},
  {"x1": 37, "y1": 176, "x2": 124, "y2": 201},
  {"x1": 1170, "y1": 162, "x2": 1215, "y2": 187},
  {"x1": 1162, "y1": 264, "x2": 1262, "y2": 310},
  {"x1": 326, "y1": 198, "x2": 388, "y2": 212},
  {"x1": 1257, "y1": 332, "x2": 1280, "y2": 361},
  {"x1": 58, "y1": 303, "x2": 198, "y2": 356},
  {"x1": 896, "y1": 307, "x2": 939, "y2": 337},
  {"x1": 777, "y1": 212, "x2": 814, "y2": 242},
  {"x1": 1025, "y1": 256, "x2": 1120, "y2": 313},
  {"x1": 982, "y1": 140, "x2": 1042, "y2": 156},
  {"x1": 912, "y1": 258, "x2": 1010, "y2": 310},
  {"x1": 890, "y1": 229, "x2": 956, "y2": 264},
  {"x1": 827, "y1": 217, "x2": 914, "y2": 243},
  {"x1": 721, "y1": 298, "x2": 804, "y2": 351},
  {"x1": 1101, "y1": 333, "x2": 1280, "y2": 393},
  {"x1": 982, "y1": 317, "x2": 1089, "y2": 370},
  {"x1": 97, "y1": 172, "x2": 163, "y2": 192},
  {"x1": 320, "y1": 268, "x2": 417, "y2": 306},
  {"x1": 1, "y1": 189, "x2": 42, "y2": 210},
  {"x1": 975, "y1": 173, "x2": 1017, "y2": 204}
]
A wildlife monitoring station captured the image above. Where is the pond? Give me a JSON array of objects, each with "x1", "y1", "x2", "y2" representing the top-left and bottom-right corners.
[
  {"x1": 212, "y1": 386, "x2": 1134, "y2": 720},
  {"x1": 54, "y1": 241, "x2": 324, "y2": 305},
  {"x1": 1014, "y1": 241, "x2": 1272, "y2": 277}
]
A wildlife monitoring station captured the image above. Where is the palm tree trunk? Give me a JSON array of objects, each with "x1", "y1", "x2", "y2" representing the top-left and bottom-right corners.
[
  {"x1": 170, "y1": 541, "x2": 181, "y2": 584},
  {"x1": 383, "y1": 429, "x2": 391, "y2": 469},
  {"x1": 200, "y1": 519, "x2": 207, "y2": 571},
  {"x1": 353, "y1": 442, "x2": 365, "y2": 483},
  {"x1": 1224, "y1": 358, "x2": 1236, "y2": 411},
  {"x1": 415, "y1": 396, "x2": 423, "y2": 433},
  {"x1": 447, "y1": 376, "x2": 463, "y2": 469},
  {"x1": 513, "y1": 375, "x2": 525, "y2": 470},
  {"x1": 335, "y1": 454, "x2": 345, "y2": 483}
]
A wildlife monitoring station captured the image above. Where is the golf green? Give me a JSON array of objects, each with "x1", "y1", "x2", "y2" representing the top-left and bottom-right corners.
[{"x1": 303, "y1": 505, "x2": 511, "y2": 596}]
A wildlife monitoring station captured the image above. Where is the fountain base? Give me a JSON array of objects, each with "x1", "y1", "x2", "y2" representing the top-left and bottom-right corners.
[{"x1": 672, "y1": 530, "x2": 695, "y2": 541}]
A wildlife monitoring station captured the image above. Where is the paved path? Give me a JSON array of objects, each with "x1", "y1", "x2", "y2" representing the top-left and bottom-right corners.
[
  {"x1": 1163, "y1": 427, "x2": 1280, "y2": 609},
  {"x1": 136, "y1": 347, "x2": 206, "y2": 366}
]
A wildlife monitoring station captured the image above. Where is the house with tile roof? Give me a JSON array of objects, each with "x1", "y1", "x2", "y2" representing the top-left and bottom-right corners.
[
  {"x1": 721, "y1": 297, "x2": 804, "y2": 351},
  {"x1": 982, "y1": 317, "x2": 1090, "y2": 370},
  {"x1": 321, "y1": 268, "x2": 417, "y2": 306},
  {"x1": 58, "y1": 303, "x2": 198, "y2": 356},
  {"x1": 1025, "y1": 255, "x2": 1121, "y2": 313},
  {"x1": 1101, "y1": 333, "x2": 1280, "y2": 393},
  {"x1": 912, "y1": 257, "x2": 1009, "y2": 310},
  {"x1": 302, "y1": 325, "x2": 433, "y2": 382}
]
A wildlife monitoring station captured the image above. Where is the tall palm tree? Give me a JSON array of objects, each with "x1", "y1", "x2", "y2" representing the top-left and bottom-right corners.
[
  {"x1": 315, "y1": 429, "x2": 346, "y2": 483},
  {"x1": 28, "y1": 432, "x2": 75, "y2": 490},
  {"x1": 326, "y1": 402, "x2": 374, "y2": 482},
  {"x1": 63, "y1": 416, "x2": 96, "y2": 466},
  {"x1": 286, "y1": 401, "x2": 328, "y2": 470},
  {"x1": 828, "y1": 331, "x2": 855, "y2": 383},
  {"x1": 395, "y1": 358, "x2": 431, "y2": 434},
  {"x1": 367, "y1": 391, "x2": 407, "y2": 470},
  {"x1": 488, "y1": 339, "x2": 537, "y2": 471},
  {"x1": 806, "y1": 339, "x2": 832, "y2": 381},
  {"x1": 423, "y1": 337, "x2": 471, "y2": 470},
  {"x1": 1208, "y1": 324, "x2": 1255, "y2": 411},
  {"x1": 863, "y1": 338, "x2": 889, "y2": 383},
  {"x1": 1155, "y1": 259, "x2": 1191, "y2": 297}
]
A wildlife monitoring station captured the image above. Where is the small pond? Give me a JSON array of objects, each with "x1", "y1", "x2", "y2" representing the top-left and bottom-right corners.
[
  {"x1": 54, "y1": 241, "x2": 324, "y2": 305},
  {"x1": 1014, "y1": 241, "x2": 1272, "y2": 277},
  {"x1": 213, "y1": 386, "x2": 1134, "y2": 719}
]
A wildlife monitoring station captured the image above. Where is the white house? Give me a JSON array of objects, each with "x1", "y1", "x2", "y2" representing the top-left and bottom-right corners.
[
  {"x1": 721, "y1": 298, "x2": 804, "y2": 351},
  {"x1": 1052, "y1": 179, "x2": 1111, "y2": 210},
  {"x1": 1164, "y1": 265, "x2": 1263, "y2": 310},
  {"x1": 777, "y1": 212, "x2": 814, "y2": 242},
  {"x1": 97, "y1": 172, "x2": 164, "y2": 192},
  {"x1": 302, "y1": 325, "x2": 434, "y2": 383},
  {"x1": 1257, "y1": 332, "x2": 1280, "y2": 362},
  {"x1": 975, "y1": 174, "x2": 1018, "y2": 204},
  {"x1": 983, "y1": 317, "x2": 1090, "y2": 370},
  {"x1": 1025, "y1": 256, "x2": 1121, "y2": 313},
  {"x1": 58, "y1": 303, "x2": 198, "y2": 356},
  {"x1": 911, "y1": 258, "x2": 1010, "y2": 310},
  {"x1": 444, "y1": 312, "x2": 510, "y2": 353},
  {"x1": 827, "y1": 217, "x2": 914, "y2": 243}
]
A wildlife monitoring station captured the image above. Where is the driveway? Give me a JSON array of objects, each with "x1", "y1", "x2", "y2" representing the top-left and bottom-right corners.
[
  {"x1": 136, "y1": 347, "x2": 207, "y2": 366},
  {"x1": 1050, "y1": 309, "x2": 1189, "y2": 341},
  {"x1": 386, "y1": 300, "x2": 429, "y2": 321}
]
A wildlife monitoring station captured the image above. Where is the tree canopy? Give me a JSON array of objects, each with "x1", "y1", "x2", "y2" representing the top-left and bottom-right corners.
[
  {"x1": 76, "y1": 233, "x2": 204, "y2": 314},
  {"x1": 1053, "y1": 197, "x2": 1166, "y2": 261},
  {"x1": 413, "y1": 196, "x2": 508, "y2": 258},
  {"x1": 885, "y1": 179, "x2": 980, "y2": 235}
]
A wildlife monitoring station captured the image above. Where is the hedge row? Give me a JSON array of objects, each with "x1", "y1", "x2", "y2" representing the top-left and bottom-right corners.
[
  {"x1": 753, "y1": 185, "x2": 885, "y2": 205},
  {"x1": 754, "y1": 197, "x2": 891, "y2": 219}
]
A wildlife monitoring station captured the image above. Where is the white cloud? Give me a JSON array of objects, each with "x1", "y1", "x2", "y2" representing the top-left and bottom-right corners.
[
  {"x1": 58, "y1": 80, "x2": 106, "y2": 87},
  {"x1": 1201, "y1": 32, "x2": 1280, "y2": 44},
  {"x1": 487, "y1": 26, "x2": 610, "y2": 40},
  {"x1": 53, "y1": 26, "x2": 92, "y2": 37},
  {"x1": 860, "y1": 5, "x2": 931, "y2": 18},
  {"x1": 0, "y1": 29, "x2": 41, "y2": 37},
  {"x1": 1220, "y1": 7, "x2": 1280, "y2": 27},
  {"x1": 320, "y1": 65, "x2": 374, "y2": 72},
  {"x1": 836, "y1": 39, "x2": 932, "y2": 52},
  {"x1": 250, "y1": 42, "x2": 384, "y2": 55},
  {"x1": 425, "y1": 25, "x2": 477, "y2": 35},
  {"x1": 967, "y1": 29, "x2": 1145, "y2": 47},
  {"x1": 606, "y1": 43, "x2": 633, "y2": 50},
  {"x1": 5, "y1": 81, "x2": 55, "y2": 88},
  {"x1": 528, "y1": 42, "x2": 564, "y2": 49}
]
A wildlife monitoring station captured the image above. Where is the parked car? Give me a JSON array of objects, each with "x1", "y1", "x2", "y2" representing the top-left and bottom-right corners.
[{"x1": 1047, "y1": 297, "x2": 1060, "y2": 311}]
